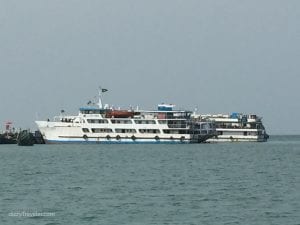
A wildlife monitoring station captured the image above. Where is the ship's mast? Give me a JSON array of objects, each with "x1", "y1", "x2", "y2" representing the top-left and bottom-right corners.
[
  {"x1": 98, "y1": 87, "x2": 103, "y2": 109},
  {"x1": 97, "y1": 86, "x2": 108, "y2": 109}
]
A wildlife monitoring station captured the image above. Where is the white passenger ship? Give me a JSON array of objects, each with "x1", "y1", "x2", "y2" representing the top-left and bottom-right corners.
[
  {"x1": 36, "y1": 89, "x2": 216, "y2": 144},
  {"x1": 193, "y1": 113, "x2": 269, "y2": 142}
]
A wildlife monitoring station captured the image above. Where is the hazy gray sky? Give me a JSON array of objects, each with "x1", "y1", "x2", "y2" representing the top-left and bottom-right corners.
[{"x1": 0, "y1": 0, "x2": 299, "y2": 134}]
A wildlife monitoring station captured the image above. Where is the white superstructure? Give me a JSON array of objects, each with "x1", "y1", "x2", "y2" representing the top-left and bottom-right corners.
[
  {"x1": 36, "y1": 90, "x2": 216, "y2": 144},
  {"x1": 193, "y1": 113, "x2": 269, "y2": 142}
]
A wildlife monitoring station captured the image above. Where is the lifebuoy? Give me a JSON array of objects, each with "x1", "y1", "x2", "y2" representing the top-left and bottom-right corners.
[
  {"x1": 106, "y1": 135, "x2": 111, "y2": 140},
  {"x1": 131, "y1": 135, "x2": 136, "y2": 141},
  {"x1": 116, "y1": 135, "x2": 121, "y2": 140},
  {"x1": 83, "y1": 135, "x2": 88, "y2": 140}
]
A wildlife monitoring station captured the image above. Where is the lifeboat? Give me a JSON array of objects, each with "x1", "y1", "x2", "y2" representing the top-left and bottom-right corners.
[{"x1": 106, "y1": 110, "x2": 134, "y2": 118}]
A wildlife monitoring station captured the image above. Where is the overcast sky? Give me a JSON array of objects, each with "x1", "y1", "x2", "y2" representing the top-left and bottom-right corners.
[{"x1": 0, "y1": 0, "x2": 299, "y2": 134}]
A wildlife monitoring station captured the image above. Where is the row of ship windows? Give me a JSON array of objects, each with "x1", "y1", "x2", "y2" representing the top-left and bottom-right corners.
[
  {"x1": 217, "y1": 131, "x2": 262, "y2": 136},
  {"x1": 216, "y1": 124, "x2": 263, "y2": 129},
  {"x1": 82, "y1": 128, "x2": 189, "y2": 134},
  {"x1": 86, "y1": 119, "x2": 178, "y2": 125}
]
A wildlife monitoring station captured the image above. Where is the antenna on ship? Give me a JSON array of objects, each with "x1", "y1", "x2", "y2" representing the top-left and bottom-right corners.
[{"x1": 98, "y1": 86, "x2": 108, "y2": 109}]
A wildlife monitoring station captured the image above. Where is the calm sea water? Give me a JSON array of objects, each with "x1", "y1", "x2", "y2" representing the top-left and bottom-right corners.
[{"x1": 0, "y1": 136, "x2": 299, "y2": 225}]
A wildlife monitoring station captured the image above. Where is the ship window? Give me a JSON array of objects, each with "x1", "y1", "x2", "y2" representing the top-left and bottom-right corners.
[
  {"x1": 87, "y1": 119, "x2": 108, "y2": 124},
  {"x1": 61, "y1": 118, "x2": 73, "y2": 123},
  {"x1": 244, "y1": 131, "x2": 248, "y2": 136},
  {"x1": 201, "y1": 123, "x2": 208, "y2": 130},
  {"x1": 163, "y1": 129, "x2": 174, "y2": 134},
  {"x1": 191, "y1": 130, "x2": 201, "y2": 134},
  {"x1": 81, "y1": 109, "x2": 102, "y2": 114},
  {"x1": 115, "y1": 129, "x2": 137, "y2": 133},
  {"x1": 167, "y1": 120, "x2": 187, "y2": 128},
  {"x1": 82, "y1": 128, "x2": 90, "y2": 133},
  {"x1": 134, "y1": 120, "x2": 156, "y2": 124},
  {"x1": 91, "y1": 128, "x2": 113, "y2": 133},
  {"x1": 163, "y1": 129, "x2": 184, "y2": 134},
  {"x1": 139, "y1": 129, "x2": 160, "y2": 134},
  {"x1": 158, "y1": 120, "x2": 167, "y2": 124},
  {"x1": 111, "y1": 119, "x2": 132, "y2": 124}
]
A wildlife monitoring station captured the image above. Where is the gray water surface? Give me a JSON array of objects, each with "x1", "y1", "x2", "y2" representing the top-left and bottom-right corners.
[{"x1": 0, "y1": 136, "x2": 299, "y2": 225}]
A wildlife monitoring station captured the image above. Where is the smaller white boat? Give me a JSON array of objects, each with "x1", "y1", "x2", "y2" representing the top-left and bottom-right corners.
[{"x1": 193, "y1": 113, "x2": 269, "y2": 142}]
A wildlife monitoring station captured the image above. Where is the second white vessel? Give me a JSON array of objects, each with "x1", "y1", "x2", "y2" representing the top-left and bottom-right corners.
[{"x1": 193, "y1": 113, "x2": 269, "y2": 142}]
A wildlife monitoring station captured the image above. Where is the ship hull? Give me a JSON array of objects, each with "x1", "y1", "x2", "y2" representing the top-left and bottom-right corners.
[
  {"x1": 210, "y1": 128, "x2": 269, "y2": 142},
  {"x1": 207, "y1": 136, "x2": 268, "y2": 143},
  {"x1": 36, "y1": 121, "x2": 214, "y2": 144},
  {"x1": 44, "y1": 138, "x2": 190, "y2": 144},
  {"x1": 41, "y1": 135, "x2": 212, "y2": 144}
]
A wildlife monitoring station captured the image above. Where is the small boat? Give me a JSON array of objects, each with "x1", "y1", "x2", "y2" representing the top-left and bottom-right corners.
[
  {"x1": 17, "y1": 130, "x2": 35, "y2": 146},
  {"x1": 0, "y1": 133, "x2": 17, "y2": 144}
]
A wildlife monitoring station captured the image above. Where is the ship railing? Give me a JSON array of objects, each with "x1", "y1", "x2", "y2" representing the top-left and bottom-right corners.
[
  {"x1": 167, "y1": 124, "x2": 187, "y2": 129},
  {"x1": 53, "y1": 116, "x2": 76, "y2": 123},
  {"x1": 217, "y1": 124, "x2": 244, "y2": 129}
]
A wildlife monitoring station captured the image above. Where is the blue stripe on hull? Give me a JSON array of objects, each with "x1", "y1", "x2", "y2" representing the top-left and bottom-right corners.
[{"x1": 45, "y1": 139, "x2": 190, "y2": 144}]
